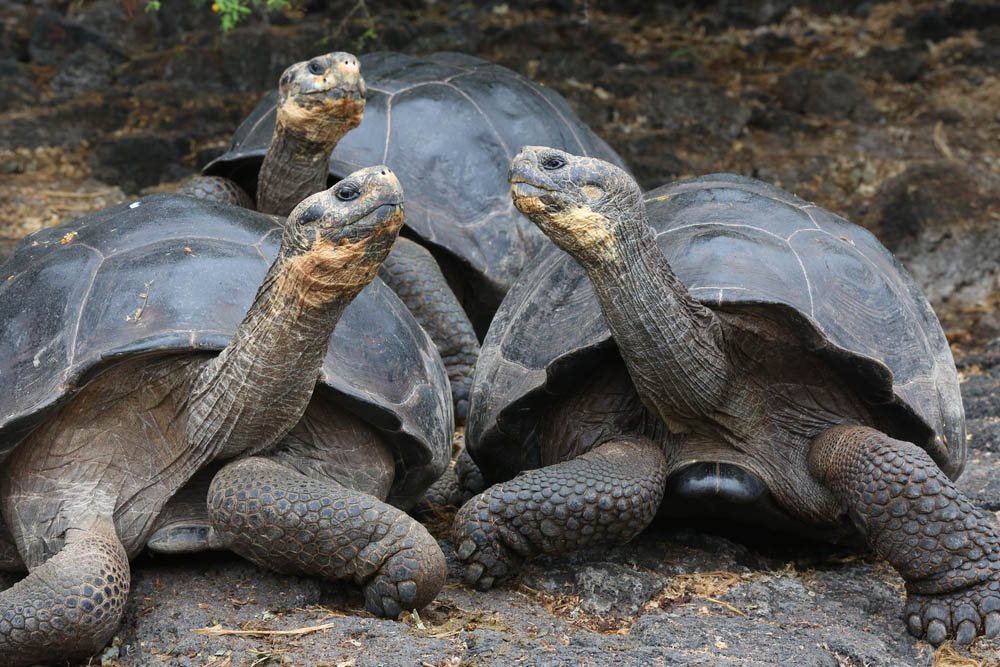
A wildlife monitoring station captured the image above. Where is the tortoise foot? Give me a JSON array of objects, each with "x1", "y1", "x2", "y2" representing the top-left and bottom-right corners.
[
  {"x1": 905, "y1": 579, "x2": 1000, "y2": 645},
  {"x1": 209, "y1": 457, "x2": 446, "y2": 617},
  {"x1": 811, "y1": 425, "x2": 1000, "y2": 645},
  {"x1": 362, "y1": 534, "x2": 446, "y2": 617},
  {"x1": 451, "y1": 438, "x2": 666, "y2": 590},
  {"x1": 453, "y1": 497, "x2": 524, "y2": 591},
  {"x1": 0, "y1": 523, "x2": 129, "y2": 667}
]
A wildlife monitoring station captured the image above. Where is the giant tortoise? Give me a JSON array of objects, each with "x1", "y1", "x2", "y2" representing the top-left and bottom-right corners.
[
  {"x1": 0, "y1": 170, "x2": 452, "y2": 665},
  {"x1": 181, "y1": 50, "x2": 479, "y2": 421},
  {"x1": 452, "y1": 147, "x2": 1000, "y2": 646}
]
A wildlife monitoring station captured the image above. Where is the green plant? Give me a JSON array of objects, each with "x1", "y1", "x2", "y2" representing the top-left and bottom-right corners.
[{"x1": 142, "y1": 0, "x2": 292, "y2": 32}]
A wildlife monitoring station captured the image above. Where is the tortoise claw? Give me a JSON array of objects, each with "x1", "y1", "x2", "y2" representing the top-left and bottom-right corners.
[
  {"x1": 956, "y1": 619, "x2": 977, "y2": 646},
  {"x1": 926, "y1": 619, "x2": 947, "y2": 646},
  {"x1": 986, "y1": 612, "x2": 1000, "y2": 638}
]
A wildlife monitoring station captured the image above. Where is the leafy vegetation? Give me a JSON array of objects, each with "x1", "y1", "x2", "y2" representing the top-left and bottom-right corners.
[{"x1": 143, "y1": 0, "x2": 292, "y2": 32}]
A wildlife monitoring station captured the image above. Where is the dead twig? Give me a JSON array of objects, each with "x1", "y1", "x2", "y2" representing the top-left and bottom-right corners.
[{"x1": 191, "y1": 621, "x2": 339, "y2": 637}]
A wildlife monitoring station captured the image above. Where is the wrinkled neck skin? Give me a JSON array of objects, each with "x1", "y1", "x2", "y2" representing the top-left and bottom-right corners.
[
  {"x1": 256, "y1": 124, "x2": 338, "y2": 216},
  {"x1": 185, "y1": 241, "x2": 379, "y2": 461},
  {"x1": 572, "y1": 202, "x2": 732, "y2": 429}
]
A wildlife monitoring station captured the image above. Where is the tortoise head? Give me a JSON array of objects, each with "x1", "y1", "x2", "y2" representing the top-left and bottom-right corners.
[
  {"x1": 279, "y1": 165, "x2": 404, "y2": 307},
  {"x1": 509, "y1": 146, "x2": 642, "y2": 263},
  {"x1": 276, "y1": 51, "x2": 367, "y2": 145}
]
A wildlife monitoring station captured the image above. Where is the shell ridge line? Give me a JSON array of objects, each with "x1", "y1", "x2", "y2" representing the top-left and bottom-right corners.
[
  {"x1": 66, "y1": 245, "x2": 107, "y2": 369},
  {"x1": 442, "y1": 81, "x2": 511, "y2": 160},
  {"x1": 517, "y1": 75, "x2": 587, "y2": 154},
  {"x1": 661, "y1": 220, "x2": 787, "y2": 243},
  {"x1": 241, "y1": 100, "x2": 277, "y2": 149},
  {"x1": 786, "y1": 242, "x2": 815, "y2": 320},
  {"x1": 798, "y1": 204, "x2": 824, "y2": 230},
  {"x1": 382, "y1": 89, "x2": 396, "y2": 164},
  {"x1": 789, "y1": 229, "x2": 934, "y2": 359}
]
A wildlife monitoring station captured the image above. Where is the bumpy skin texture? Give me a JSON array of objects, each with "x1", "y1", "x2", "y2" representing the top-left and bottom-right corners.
[
  {"x1": 208, "y1": 457, "x2": 446, "y2": 617},
  {"x1": 0, "y1": 526, "x2": 129, "y2": 667},
  {"x1": 417, "y1": 466, "x2": 465, "y2": 514},
  {"x1": 810, "y1": 425, "x2": 1000, "y2": 645},
  {"x1": 378, "y1": 238, "x2": 479, "y2": 423},
  {"x1": 178, "y1": 174, "x2": 255, "y2": 210},
  {"x1": 455, "y1": 447, "x2": 485, "y2": 497},
  {"x1": 453, "y1": 438, "x2": 667, "y2": 590}
]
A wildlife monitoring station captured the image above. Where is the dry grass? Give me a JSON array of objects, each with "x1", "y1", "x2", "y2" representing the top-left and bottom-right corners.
[
  {"x1": 933, "y1": 643, "x2": 982, "y2": 667},
  {"x1": 0, "y1": 145, "x2": 125, "y2": 243}
]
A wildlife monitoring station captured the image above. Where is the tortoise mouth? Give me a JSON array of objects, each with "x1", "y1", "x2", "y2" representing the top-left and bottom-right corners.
[
  {"x1": 510, "y1": 182, "x2": 558, "y2": 217},
  {"x1": 305, "y1": 84, "x2": 365, "y2": 103}
]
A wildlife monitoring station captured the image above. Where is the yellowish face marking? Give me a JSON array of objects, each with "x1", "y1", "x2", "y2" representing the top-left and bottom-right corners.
[
  {"x1": 514, "y1": 194, "x2": 616, "y2": 262},
  {"x1": 279, "y1": 209, "x2": 403, "y2": 309},
  {"x1": 278, "y1": 94, "x2": 365, "y2": 145}
]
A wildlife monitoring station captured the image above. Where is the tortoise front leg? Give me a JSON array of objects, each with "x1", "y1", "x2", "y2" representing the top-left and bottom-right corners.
[
  {"x1": 0, "y1": 520, "x2": 129, "y2": 667},
  {"x1": 378, "y1": 238, "x2": 479, "y2": 423},
  {"x1": 452, "y1": 437, "x2": 667, "y2": 590},
  {"x1": 208, "y1": 457, "x2": 446, "y2": 618},
  {"x1": 809, "y1": 425, "x2": 1000, "y2": 645}
]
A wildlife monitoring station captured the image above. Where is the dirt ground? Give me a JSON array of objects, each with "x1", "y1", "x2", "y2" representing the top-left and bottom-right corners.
[{"x1": 1, "y1": 0, "x2": 1000, "y2": 665}]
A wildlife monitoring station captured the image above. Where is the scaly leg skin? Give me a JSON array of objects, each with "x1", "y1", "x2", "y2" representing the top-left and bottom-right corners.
[
  {"x1": 208, "y1": 457, "x2": 446, "y2": 618},
  {"x1": 455, "y1": 446, "x2": 485, "y2": 497},
  {"x1": 178, "y1": 175, "x2": 255, "y2": 210},
  {"x1": 0, "y1": 521, "x2": 130, "y2": 667},
  {"x1": 452, "y1": 438, "x2": 667, "y2": 590},
  {"x1": 809, "y1": 425, "x2": 1000, "y2": 646},
  {"x1": 415, "y1": 445, "x2": 485, "y2": 516},
  {"x1": 378, "y1": 237, "x2": 479, "y2": 423},
  {"x1": 415, "y1": 465, "x2": 465, "y2": 516}
]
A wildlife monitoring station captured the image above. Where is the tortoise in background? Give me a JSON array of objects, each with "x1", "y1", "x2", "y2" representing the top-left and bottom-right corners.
[
  {"x1": 193, "y1": 50, "x2": 627, "y2": 327},
  {"x1": 181, "y1": 50, "x2": 479, "y2": 421},
  {"x1": 453, "y1": 147, "x2": 1000, "y2": 646},
  {"x1": 0, "y1": 171, "x2": 452, "y2": 665}
]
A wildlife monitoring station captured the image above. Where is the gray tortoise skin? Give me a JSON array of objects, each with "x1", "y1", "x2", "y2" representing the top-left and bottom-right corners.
[
  {"x1": 203, "y1": 51, "x2": 628, "y2": 315},
  {"x1": 454, "y1": 156, "x2": 999, "y2": 647}
]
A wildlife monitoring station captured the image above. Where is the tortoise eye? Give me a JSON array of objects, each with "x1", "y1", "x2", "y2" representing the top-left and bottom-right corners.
[
  {"x1": 308, "y1": 60, "x2": 324, "y2": 75},
  {"x1": 541, "y1": 155, "x2": 566, "y2": 171},
  {"x1": 336, "y1": 185, "x2": 360, "y2": 201}
]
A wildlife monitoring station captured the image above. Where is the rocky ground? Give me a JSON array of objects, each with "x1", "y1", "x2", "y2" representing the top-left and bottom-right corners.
[{"x1": 1, "y1": 0, "x2": 999, "y2": 665}]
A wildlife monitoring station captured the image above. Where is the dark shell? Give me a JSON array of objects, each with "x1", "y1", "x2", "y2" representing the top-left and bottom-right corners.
[
  {"x1": 203, "y1": 51, "x2": 626, "y2": 305},
  {"x1": 469, "y1": 173, "x2": 965, "y2": 485},
  {"x1": 0, "y1": 194, "x2": 452, "y2": 507}
]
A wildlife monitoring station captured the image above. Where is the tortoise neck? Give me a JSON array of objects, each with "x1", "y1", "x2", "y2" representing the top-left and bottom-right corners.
[
  {"x1": 582, "y1": 209, "x2": 731, "y2": 424},
  {"x1": 185, "y1": 252, "x2": 356, "y2": 461},
  {"x1": 256, "y1": 124, "x2": 340, "y2": 216}
]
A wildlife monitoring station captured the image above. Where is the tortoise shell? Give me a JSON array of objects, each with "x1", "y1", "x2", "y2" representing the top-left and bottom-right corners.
[
  {"x1": 468, "y1": 173, "x2": 965, "y2": 486},
  {"x1": 0, "y1": 194, "x2": 452, "y2": 508},
  {"x1": 202, "y1": 51, "x2": 627, "y2": 306}
]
